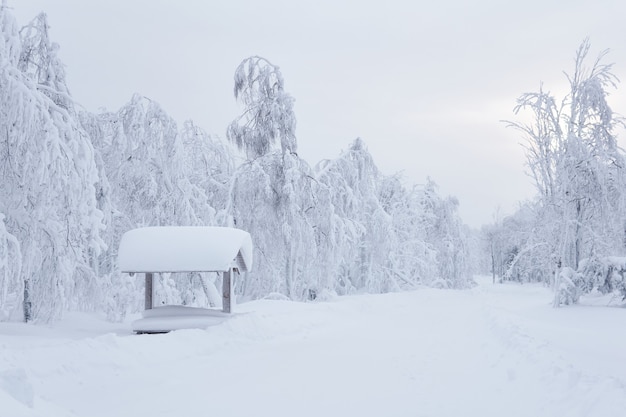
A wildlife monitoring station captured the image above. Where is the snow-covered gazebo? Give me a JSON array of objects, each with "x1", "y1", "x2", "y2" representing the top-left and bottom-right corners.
[{"x1": 118, "y1": 226, "x2": 253, "y2": 333}]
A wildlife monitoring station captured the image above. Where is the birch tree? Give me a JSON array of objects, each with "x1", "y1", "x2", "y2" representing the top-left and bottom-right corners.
[
  {"x1": 227, "y1": 56, "x2": 296, "y2": 159},
  {"x1": 378, "y1": 175, "x2": 438, "y2": 290},
  {"x1": 83, "y1": 95, "x2": 220, "y2": 317},
  {"x1": 419, "y1": 179, "x2": 471, "y2": 288},
  {"x1": 506, "y1": 39, "x2": 625, "y2": 304},
  {"x1": 314, "y1": 139, "x2": 381, "y2": 294},
  {"x1": 229, "y1": 152, "x2": 317, "y2": 300},
  {"x1": 0, "y1": 8, "x2": 105, "y2": 321},
  {"x1": 180, "y1": 120, "x2": 234, "y2": 214},
  {"x1": 227, "y1": 56, "x2": 317, "y2": 300}
]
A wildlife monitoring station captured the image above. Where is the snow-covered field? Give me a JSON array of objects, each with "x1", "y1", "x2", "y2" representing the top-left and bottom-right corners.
[{"x1": 1, "y1": 276, "x2": 625, "y2": 417}]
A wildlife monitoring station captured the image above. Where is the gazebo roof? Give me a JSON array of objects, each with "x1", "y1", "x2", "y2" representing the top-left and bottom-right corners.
[{"x1": 118, "y1": 226, "x2": 253, "y2": 273}]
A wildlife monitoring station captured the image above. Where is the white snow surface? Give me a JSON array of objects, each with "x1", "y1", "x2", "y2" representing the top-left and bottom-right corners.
[
  {"x1": 1, "y1": 276, "x2": 626, "y2": 417},
  {"x1": 118, "y1": 226, "x2": 253, "y2": 273},
  {"x1": 132, "y1": 306, "x2": 231, "y2": 333}
]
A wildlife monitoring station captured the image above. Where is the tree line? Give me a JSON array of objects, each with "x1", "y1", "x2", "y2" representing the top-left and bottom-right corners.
[{"x1": 0, "y1": 9, "x2": 471, "y2": 322}]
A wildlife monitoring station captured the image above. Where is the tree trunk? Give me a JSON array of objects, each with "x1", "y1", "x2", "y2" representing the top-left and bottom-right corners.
[
  {"x1": 23, "y1": 278, "x2": 32, "y2": 322},
  {"x1": 574, "y1": 199, "x2": 582, "y2": 270},
  {"x1": 552, "y1": 263, "x2": 561, "y2": 307},
  {"x1": 491, "y1": 243, "x2": 496, "y2": 284}
]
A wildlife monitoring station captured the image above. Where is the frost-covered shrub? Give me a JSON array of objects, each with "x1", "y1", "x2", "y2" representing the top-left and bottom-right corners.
[
  {"x1": 557, "y1": 267, "x2": 582, "y2": 305},
  {"x1": 578, "y1": 257, "x2": 626, "y2": 299},
  {"x1": 577, "y1": 256, "x2": 604, "y2": 294}
]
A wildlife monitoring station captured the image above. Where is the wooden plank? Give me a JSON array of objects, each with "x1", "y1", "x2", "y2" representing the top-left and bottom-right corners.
[
  {"x1": 222, "y1": 269, "x2": 232, "y2": 313},
  {"x1": 145, "y1": 272, "x2": 154, "y2": 310}
]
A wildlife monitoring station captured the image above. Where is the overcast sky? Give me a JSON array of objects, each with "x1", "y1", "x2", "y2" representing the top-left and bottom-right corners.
[{"x1": 9, "y1": 0, "x2": 626, "y2": 228}]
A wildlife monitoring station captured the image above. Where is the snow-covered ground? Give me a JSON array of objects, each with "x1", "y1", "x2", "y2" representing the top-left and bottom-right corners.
[{"x1": 1, "y1": 276, "x2": 626, "y2": 417}]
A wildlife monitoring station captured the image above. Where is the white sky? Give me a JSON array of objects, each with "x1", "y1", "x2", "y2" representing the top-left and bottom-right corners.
[{"x1": 8, "y1": 0, "x2": 626, "y2": 228}]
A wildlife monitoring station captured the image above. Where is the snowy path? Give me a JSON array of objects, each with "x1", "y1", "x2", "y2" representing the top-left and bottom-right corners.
[{"x1": 2, "y1": 277, "x2": 626, "y2": 416}]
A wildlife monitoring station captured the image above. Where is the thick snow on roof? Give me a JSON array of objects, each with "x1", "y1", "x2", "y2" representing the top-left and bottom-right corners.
[{"x1": 118, "y1": 226, "x2": 253, "y2": 273}]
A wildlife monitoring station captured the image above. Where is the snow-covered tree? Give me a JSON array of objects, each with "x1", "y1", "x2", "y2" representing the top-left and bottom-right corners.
[
  {"x1": 485, "y1": 203, "x2": 549, "y2": 284},
  {"x1": 378, "y1": 174, "x2": 438, "y2": 290},
  {"x1": 229, "y1": 152, "x2": 317, "y2": 300},
  {"x1": 227, "y1": 56, "x2": 296, "y2": 159},
  {"x1": 18, "y1": 12, "x2": 72, "y2": 110},
  {"x1": 0, "y1": 7, "x2": 105, "y2": 321},
  {"x1": 314, "y1": 139, "x2": 391, "y2": 293},
  {"x1": 81, "y1": 95, "x2": 224, "y2": 318},
  {"x1": 180, "y1": 120, "x2": 235, "y2": 215},
  {"x1": 227, "y1": 56, "x2": 320, "y2": 300},
  {"x1": 86, "y1": 95, "x2": 217, "y2": 230},
  {"x1": 314, "y1": 140, "x2": 471, "y2": 292},
  {"x1": 0, "y1": 213, "x2": 21, "y2": 320},
  {"x1": 505, "y1": 39, "x2": 626, "y2": 304},
  {"x1": 419, "y1": 179, "x2": 471, "y2": 288}
]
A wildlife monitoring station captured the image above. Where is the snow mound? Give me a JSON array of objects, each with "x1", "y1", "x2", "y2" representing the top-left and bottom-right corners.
[
  {"x1": 0, "y1": 368, "x2": 34, "y2": 408},
  {"x1": 132, "y1": 305, "x2": 231, "y2": 333}
]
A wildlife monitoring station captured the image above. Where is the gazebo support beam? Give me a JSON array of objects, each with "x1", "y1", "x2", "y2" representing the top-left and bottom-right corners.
[
  {"x1": 222, "y1": 268, "x2": 232, "y2": 313},
  {"x1": 145, "y1": 272, "x2": 154, "y2": 310}
]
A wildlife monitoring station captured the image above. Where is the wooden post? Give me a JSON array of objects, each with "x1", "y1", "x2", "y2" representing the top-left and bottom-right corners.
[
  {"x1": 145, "y1": 272, "x2": 154, "y2": 310},
  {"x1": 222, "y1": 268, "x2": 232, "y2": 313}
]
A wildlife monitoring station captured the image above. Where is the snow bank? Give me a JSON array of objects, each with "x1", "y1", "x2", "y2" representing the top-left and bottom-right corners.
[
  {"x1": 132, "y1": 305, "x2": 231, "y2": 333},
  {"x1": 0, "y1": 368, "x2": 34, "y2": 408},
  {"x1": 118, "y1": 226, "x2": 253, "y2": 273}
]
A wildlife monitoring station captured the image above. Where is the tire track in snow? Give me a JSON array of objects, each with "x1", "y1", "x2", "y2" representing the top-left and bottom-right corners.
[{"x1": 478, "y1": 283, "x2": 626, "y2": 416}]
